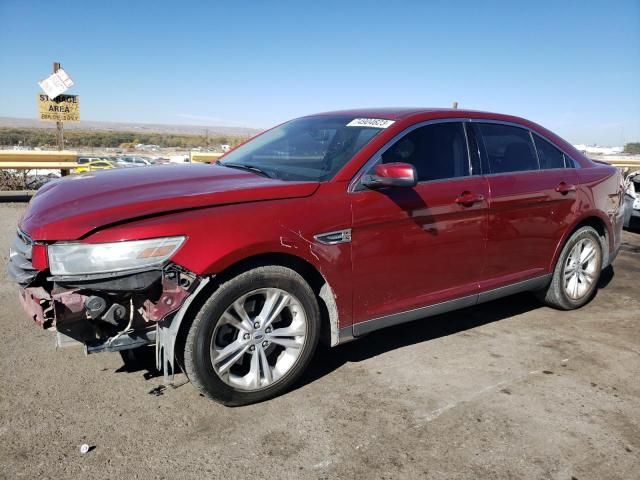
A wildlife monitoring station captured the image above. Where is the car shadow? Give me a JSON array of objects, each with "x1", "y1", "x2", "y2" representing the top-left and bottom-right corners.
[
  {"x1": 116, "y1": 347, "x2": 165, "y2": 379},
  {"x1": 296, "y1": 292, "x2": 543, "y2": 391},
  {"x1": 113, "y1": 276, "x2": 614, "y2": 396},
  {"x1": 624, "y1": 217, "x2": 640, "y2": 233},
  {"x1": 597, "y1": 265, "x2": 614, "y2": 289}
]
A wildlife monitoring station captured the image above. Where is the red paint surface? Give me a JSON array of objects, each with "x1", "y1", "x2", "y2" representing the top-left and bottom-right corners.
[{"x1": 19, "y1": 109, "x2": 623, "y2": 330}]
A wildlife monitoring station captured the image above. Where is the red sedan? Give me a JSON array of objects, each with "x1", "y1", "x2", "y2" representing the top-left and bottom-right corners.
[{"x1": 9, "y1": 108, "x2": 625, "y2": 405}]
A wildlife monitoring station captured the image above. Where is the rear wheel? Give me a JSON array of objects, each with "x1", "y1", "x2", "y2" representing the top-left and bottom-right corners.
[
  {"x1": 538, "y1": 226, "x2": 602, "y2": 310},
  {"x1": 184, "y1": 266, "x2": 320, "y2": 406}
]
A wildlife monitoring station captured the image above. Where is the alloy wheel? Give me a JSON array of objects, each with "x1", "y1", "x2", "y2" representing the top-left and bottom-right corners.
[
  {"x1": 563, "y1": 238, "x2": 599, "y2": 300},
  {"x1": 210, "y1": 288, "x2": 307, "y2": 391}
]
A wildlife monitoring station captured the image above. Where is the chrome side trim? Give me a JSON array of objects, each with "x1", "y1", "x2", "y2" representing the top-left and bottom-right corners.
[
  {"x1": 462, "y1": 120, "x2": 474, "y2": 176},
  {"x1": 529, "y1": 130, "x2": 542, "y2": 170},
  {"x1": 469, "y1": 118, "x2": 581, "y2": 169},
  {"x1": 348, "y1": 117, "x2": 581, "y2": 192},
  {"x1": 314, "y1": 229, "x2": 352, "y2": 245},
  {"x1": 343, "y1": 274, "x2": 552, "y2": 340}
]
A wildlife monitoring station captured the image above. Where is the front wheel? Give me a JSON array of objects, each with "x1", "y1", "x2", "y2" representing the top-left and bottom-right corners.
[
  {"x1": 184, "y1": 266, "x2": 320, "y2": 406},
  {"x1": 537, "y1": 226, "x2": 603, "y2": 310}
]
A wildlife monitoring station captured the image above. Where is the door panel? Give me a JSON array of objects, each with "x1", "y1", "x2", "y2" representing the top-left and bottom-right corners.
[
  {"x1": 351, "y1": 176, "x2": 489, "y2": 323},
  {"x1": 482, "y1": 168, "x2": 579, "y2": 290}
]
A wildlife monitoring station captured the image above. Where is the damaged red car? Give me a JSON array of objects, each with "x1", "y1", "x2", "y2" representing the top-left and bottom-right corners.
[{"x1": 9, "y1": 108, "x2": 625, "y2": 405}]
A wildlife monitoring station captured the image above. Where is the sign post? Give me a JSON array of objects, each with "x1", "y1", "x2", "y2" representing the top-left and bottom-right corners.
[
  {"x1": 53, "y1": 62, "x2": 64, "y2": 151},
  {"x1": 37, "y1": 61, "x2": 77, "y2": 175}
]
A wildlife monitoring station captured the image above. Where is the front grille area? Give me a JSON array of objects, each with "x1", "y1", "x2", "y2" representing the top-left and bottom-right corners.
[{"x1": 8, "y1": 229, "x2": 38, "y2": 285}]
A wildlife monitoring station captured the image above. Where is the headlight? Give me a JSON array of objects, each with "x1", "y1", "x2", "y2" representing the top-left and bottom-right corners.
[{"x1": 48, "y1": 236, "x2": 186, "y2": 276}]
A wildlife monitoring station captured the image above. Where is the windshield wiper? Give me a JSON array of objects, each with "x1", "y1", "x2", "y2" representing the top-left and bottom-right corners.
[{"x1": 217, "y1": 161, "x2": 273, "y2": 178}]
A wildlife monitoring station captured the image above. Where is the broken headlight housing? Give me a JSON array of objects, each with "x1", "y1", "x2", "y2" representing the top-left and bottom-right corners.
[{"x1": 48, "y1": 236, "x2": 186, "y2": 276}]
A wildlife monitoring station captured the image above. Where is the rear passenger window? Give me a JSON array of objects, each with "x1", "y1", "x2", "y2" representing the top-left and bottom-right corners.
[
  {"x1": 478, "y1": 123, "x2": 539, "y2": 174},
  {"x1": 563, "y1": 154, "x2": 576, "y2": 168},
  {"x1": 534, "y1": 135, "x2": 566, "y2": 169},
  {"x1": 380, "y1": 122, "x2": 469, "y2": 181}
]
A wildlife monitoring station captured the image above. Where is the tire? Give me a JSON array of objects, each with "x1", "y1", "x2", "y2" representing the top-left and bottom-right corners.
[
  {"x1": 184, "y1": 266, "x2": 320, "y2": 406},
  {"x1": 537, "y1": 226, "x2": 603, "y2": 310}
]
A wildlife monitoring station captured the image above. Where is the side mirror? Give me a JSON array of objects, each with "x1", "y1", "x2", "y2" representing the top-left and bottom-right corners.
[{"x1": 361, "y1": 162, "x2": 417, "y2": 189}]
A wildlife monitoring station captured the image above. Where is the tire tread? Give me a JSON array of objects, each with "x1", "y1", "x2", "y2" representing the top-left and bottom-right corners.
[
  {"x1": 184, "y1": 265, "x2": 319, "y2": 406},
  {"x1": 537, "y1": 226, "x2": 602, "y2": 310}
]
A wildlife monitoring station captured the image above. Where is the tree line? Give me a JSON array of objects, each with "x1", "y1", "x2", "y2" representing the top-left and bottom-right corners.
[
  {"x1": 0, "y1": 128, "x2": 247, "y2": 149},
  {"x1": 624, "y1": 143, "x2": 640, "y2": 155}
]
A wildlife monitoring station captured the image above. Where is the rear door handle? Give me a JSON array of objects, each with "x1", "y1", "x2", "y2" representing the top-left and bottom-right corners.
[
  {"x1": 455, "y1": 191, "x2": 485, "y2": 206},
  {"x1": 555, "y1": 182, "x2": 576, "y2": 195}
]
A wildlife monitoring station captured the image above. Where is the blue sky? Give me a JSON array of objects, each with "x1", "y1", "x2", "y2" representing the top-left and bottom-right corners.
[{"x1": 1, "y1": 0, "x2": 638, "y2": 145}]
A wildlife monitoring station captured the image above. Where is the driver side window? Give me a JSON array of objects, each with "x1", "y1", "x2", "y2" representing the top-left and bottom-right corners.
[{"x1": 380, "y1": 122, "x2": 470, "y2": 181}]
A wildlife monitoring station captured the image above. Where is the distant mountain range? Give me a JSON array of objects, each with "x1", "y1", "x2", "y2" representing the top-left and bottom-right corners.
[{"x1": 0, "y1": 117, "x2": 262, "y2": 137}]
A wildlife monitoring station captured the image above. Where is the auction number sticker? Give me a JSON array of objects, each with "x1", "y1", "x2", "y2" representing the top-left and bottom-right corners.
[{"x1": 346, "y1": 118, "x2": 396, "y2": 128}]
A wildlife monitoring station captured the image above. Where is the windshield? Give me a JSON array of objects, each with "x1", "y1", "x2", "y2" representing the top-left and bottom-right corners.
[{"x1": 219, "y1": 115, "x2": 386, "y2": 181}]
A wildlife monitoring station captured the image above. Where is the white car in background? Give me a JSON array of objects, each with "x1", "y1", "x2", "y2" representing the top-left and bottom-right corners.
[
  {"x1": 119, "y1": 156, "x2": 153, "y2": 167},
  {"x1": 623, "y1": 170, "x2": 640, "y2": 229},
  {"x1": 169, "y1": 155, "x2": 190, "y2": 164}
]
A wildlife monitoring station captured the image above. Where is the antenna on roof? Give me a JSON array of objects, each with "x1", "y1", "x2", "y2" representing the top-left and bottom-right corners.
[{"x1": 452, "y1": 102, "x2": 459, "y2": 109}]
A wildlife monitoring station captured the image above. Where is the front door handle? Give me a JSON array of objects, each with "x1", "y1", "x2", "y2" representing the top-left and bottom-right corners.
[
  {"x1": 455, "y1": 191, "x2": 485, "y2": 206},
  {"x1": 555, "y1": 182, "x2": 576, "y2": 195}
]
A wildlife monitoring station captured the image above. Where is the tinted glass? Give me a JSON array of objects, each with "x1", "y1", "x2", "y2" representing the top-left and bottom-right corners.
[
  {"x1": 464, "y1": 123, "x2": 482, "y2": 175},
  {"x1": 563, "y1": 154, "x2": 576, "y2": 168},
  {"x1": 380, "y1": 122, "x2": 469, "y2": 181},
  {"x1": 478, "y1": 123, "x2": 538, "y2": 173},
  {"x1": 534, "y1": 135, "x2": 565, "y2": 169},
  {"x1": 220, "y1": 116, "x2": 383, "y2": 181}
]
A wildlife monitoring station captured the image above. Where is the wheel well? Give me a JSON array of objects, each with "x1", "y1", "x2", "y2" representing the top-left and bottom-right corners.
[
  {"x1": 174, "y1": 253, "x2": 336, "y2": 366},
  {"x1": 212, "y1": 253, "x2": 327, "y2": 292},
  {"x1": 569, "y1": 216, "x2": 610, "y2": 266}
]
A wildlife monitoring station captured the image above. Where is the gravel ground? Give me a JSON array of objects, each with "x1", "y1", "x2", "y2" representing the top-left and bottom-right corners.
[{"x1": 0, "y1": 203, "x2": 638, "y2": 480}]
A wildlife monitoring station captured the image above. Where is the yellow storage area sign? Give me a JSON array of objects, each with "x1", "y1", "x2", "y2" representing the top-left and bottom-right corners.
[{"x1": 37, "y1": 94, "x2": 80, "y2": 122}]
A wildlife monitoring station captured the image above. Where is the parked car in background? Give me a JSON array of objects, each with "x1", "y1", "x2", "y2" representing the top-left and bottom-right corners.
[
  {"x1": 623, "y1": 169, "x2": 640, "y2": 229},
  {"x1": 76, "y1": 156, "x2": 104, "y2": 165},
  {"x1": 74, "y1": 159, "x2": 116, "y2": 174},
  {"x1": 169, "y1": 155, "x2": 190, "y2": 164},
  {"x1": 120, "y1": 156, "x2": 153, "y2": 167},
  {"x1": 9, "y1": 108, "x2": 625, "y2": 406},
  {"x1": 108, "y1": 156, "x2": 135, "y2": 168},
  {"x1": 151, "y1": 157, "x2": 171, "y2": 165}
]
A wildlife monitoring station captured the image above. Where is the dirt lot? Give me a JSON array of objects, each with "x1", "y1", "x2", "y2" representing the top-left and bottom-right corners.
[{"x1": 0, "y1": 203, "x2": 638, "y2": 480}]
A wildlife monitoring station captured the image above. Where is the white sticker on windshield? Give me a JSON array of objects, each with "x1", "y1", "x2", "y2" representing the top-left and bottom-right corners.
[{"x1": 346, "y1": 118, "x2": 395, "y2": 129}]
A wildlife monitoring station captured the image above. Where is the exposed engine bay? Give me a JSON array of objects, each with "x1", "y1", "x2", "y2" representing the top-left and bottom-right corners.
[{"x1": 10, "y1": 227, "x2": 205, "y2": 379}]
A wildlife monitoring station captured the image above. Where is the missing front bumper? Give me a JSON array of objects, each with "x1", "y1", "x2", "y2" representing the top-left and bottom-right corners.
[{"x1": 17, "y1": 265, "x2": 203, "y2": 360}]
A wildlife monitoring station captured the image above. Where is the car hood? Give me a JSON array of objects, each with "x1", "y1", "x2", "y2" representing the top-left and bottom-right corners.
[{"x1": 21, "y1": 164, "x2": 320, "y2": 240}]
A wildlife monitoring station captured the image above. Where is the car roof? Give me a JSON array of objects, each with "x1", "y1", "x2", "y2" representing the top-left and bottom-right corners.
[
  {"x1": 305, "y1": 107, "x2": 591, "y2": 174},
  {"x1": 308, "y1": 107, "x2": 460, "y2": 120},
  {"x1": 305, "y1": 107, "x2": 535, "y2": 125}
]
